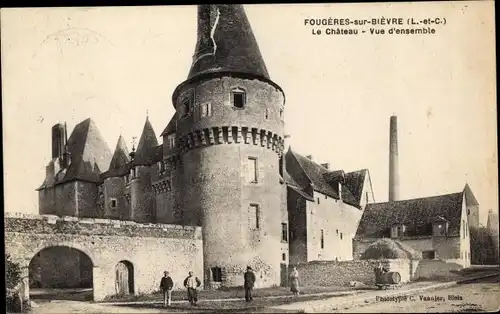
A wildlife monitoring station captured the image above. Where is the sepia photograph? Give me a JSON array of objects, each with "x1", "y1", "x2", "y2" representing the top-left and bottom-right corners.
[{"x1": 2, "y1": 2, "x2": 498, "y2": 313}]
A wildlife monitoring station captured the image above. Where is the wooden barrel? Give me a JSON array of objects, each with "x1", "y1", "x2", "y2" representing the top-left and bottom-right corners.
[{"x1": 380, "y1": 272, "x2": 401, "y2": 284}]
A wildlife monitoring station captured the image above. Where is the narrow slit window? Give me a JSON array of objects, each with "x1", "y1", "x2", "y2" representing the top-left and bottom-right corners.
[
  {"x1": 281, "y1": 223, "x2": 288, "y2": 242},
  {"x1": 110, "y1": 198, "x2": 118, "y2": 209},
  {"x1": 320, "y1": 229, "x2": 324, "y2": 249}
]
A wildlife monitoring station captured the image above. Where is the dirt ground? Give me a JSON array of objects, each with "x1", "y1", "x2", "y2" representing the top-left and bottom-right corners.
[{"x1": 332, "y1": 274, "x2": 500, "y2": 313}]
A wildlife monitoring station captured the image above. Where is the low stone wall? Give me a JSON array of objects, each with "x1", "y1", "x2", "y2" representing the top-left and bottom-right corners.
[
  {"x1": 295, "y1": 259, "x2": 413, "y2": 287},
  {"x1": 413, "y1": 259, "x2": 463, "y2": 280}
]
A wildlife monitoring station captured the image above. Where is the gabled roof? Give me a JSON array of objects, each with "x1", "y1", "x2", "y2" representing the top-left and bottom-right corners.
[
  {"x1": 188, "y1": 5, "x2": 270, "y2": 81},
  {"x1": 463, "y1": 183, "x2": 479, "y2": 206},
  {"x1": 58, "y1": 118, "x2": 113, "y2": 184},
  {"x1": 134, "y1": 117, "x2": 159, "y2": 166},
  {"x1": 284, "y1": 149, "x2": 367, "y2": 208},
  {"x1": 356, "y1": 192, "x2": 465, "y2": 238},
  {"x1": 100, "y1": 135, "x2": 131, "y2": 179},
  {"x1": 160, "y1": 113, "x2": 177, "y2": 136}
]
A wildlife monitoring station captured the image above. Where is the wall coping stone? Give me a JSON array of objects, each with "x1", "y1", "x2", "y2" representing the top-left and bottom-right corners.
[{"x1": 4, "y1": 212, "x2": 203, "y2": 238}]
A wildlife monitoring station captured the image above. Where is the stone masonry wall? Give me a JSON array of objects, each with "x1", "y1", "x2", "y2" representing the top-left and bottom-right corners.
[
  {"x1": 295, "y1": 259, "x2": 412, "y2": 287},
  {"x1": 4, "y1": 213, "x2": 203, "y2": 301}
]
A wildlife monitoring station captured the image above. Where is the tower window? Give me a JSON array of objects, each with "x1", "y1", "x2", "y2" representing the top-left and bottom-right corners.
[
  {"x1": 320, "y1": 229, "x2": 324, "y2": 249},
  {"x1": 279, "y1": 108, "x2": 283, "y2": 119},
  {"x1": 110, "y1": 198, "x2": 118, "y2": 209},
  {"x1": 265, "y1": 108, "x2": 270, "y2": 119},
  {"x1": 232, "y1": 88, "x2": 246, "y2": 108},
  {"x1": 248, "y1": 157, "x2": 258, "y2": 183},
  {"x1": 317, "y1": 198, "x2": 320, "y2": 204},
  {"x1": 249, "y1": 204, "x2": 260, "y2": 229},
  {"x1": 281, "y1": 223, "x2": 288, "y2": 242},
  {"x1": 180, "y1": 98, "x2": 191, "y2": 117},
  {"x1": 200, "y1": 103, "x2": 212, "y2": 118},
  {"x1": 340, "y1": 232, "x2": 343, "y2": 240},
  {"x1": 282, "y1": 253, "x2": 286, "y2": 261}
]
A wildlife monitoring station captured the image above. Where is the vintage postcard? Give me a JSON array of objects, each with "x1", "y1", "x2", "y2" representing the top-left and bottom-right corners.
[{"x1": 2, "y1": 2, "x2": 498, "y2": 313}]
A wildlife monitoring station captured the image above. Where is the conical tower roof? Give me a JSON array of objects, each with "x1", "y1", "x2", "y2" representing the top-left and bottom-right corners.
[
  {"x1": 188, "y1": 5, "x2": 270, "y2": 81},
  {"x1": 134, "y1": 117, "x2": 159, "y2": 166},
  {"x1": 109, "y1": 135, "x2": 130, "y2": 171}
]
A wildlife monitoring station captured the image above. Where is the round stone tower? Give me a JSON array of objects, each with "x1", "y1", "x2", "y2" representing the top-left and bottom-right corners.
[{"x1": 172, "y1": 5, "x2": 286, "y2": 288}]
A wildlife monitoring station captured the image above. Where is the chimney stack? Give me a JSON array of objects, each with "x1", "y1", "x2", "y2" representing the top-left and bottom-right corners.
[
  {"x1": 321, "y1": 163, "x2": 330, "y2": 169},
  {"x1": 306, "y1": 155, "x2": 313, "y2": 160},
  {"x1": 51, "y1": 124, "x2": 66, "y2": 159},
  {"x1": 388, "y1": 115, "x2": 400, "y2": 201}
]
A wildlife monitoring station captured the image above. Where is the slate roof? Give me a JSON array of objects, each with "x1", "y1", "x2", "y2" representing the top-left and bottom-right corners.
[
  {"x1": 284, "y1": 149, "x2": 367, "y2": 208},
  {"x1": 356, "y1": 192, "x2": 465, "y2": 238},
  {"x1": 187, "y1": 5, "x2": 270, "y2": 81},
  {"x1": 100, "y1": 135, "x2": 131, "y2": 179},
  {"x1": 57, "y1": 118, "x2": 113, "y2": 184},
  {"x1": 160, "y1": 113, "x2": 177, "y2": 136},
  {"x1": 133, "y1": 117, "x2": 159, "y2": 166}
]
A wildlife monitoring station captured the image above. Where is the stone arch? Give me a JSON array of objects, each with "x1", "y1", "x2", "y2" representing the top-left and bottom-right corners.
[
  {"x1": 115, "y1": 260, "x2": 135, "y2": 295},
  {"x1": 28, "y1": 245, "x2": 95, "y2": 300},
  {"x1": 26, "y1": 241, "x2": 98, "y2": 269}
]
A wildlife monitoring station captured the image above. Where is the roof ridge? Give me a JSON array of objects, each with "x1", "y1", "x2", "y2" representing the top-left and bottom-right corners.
[{"x1": 369, "y1": 191, "x2": 463, "y2": 205}]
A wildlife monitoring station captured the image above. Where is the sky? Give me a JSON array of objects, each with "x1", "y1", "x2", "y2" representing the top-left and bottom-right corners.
[{"x1": 1, "y1": 2, "x2": 497, "y2": 225}]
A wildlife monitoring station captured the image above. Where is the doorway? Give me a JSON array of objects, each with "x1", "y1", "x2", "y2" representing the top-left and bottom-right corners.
[
  {"x1": 115, "y1": 261, "x2": 134, "y2": 295},
  {"x1": 280, "y1": 263, "x2": 288, "y2": 287}
]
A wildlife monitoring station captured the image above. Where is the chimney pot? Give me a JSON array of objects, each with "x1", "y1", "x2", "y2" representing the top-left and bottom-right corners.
[{"x1": 321, "y1": 163, "x2": 330, "y2": 169}]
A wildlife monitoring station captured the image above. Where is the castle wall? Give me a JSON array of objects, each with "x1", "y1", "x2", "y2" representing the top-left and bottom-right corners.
[
  {"x1": 77, "y1": 181, "x2": 100, "y2": 218},
  {"x1": 103, "y1": 177, "x2": 128, "y2": 220},
  {"x1": 288, "y1": 188, "x2": 308, "y2": 264},
  {"x1": 130, "y1": 166, "x2": 156, "y2": 223},
  {"x1": 56, "y1": 182, "x2": 77, "y2": 216},
  {"x1": 306, "y1": 192, "x2": 362, "y2": 262},
  {"x1": 5, "y1": 213, "x2": 203, "y2": 301}
]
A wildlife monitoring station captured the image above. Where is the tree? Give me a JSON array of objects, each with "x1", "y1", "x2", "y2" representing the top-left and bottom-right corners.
[
  {"x1": 5, "y1": 253, "x2": 21, "y2": 290},
  {"x1": 470, "y1": 227, "x2": 496, "y2": 265}
]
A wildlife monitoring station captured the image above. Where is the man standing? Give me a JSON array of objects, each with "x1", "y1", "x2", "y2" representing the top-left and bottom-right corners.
[
  {"x1": 243, "y1": 266, "x2": 256, "y2": 302},
  {"x1": 160, "y1": 271, "x2": 174, "y2": 307},
  {"x1": 183, "y1": 271, "x2": 201, "y2": 306}
]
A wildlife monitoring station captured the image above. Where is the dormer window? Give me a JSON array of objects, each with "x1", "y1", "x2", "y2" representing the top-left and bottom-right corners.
[
  {"x1": 391, "y1": 224, "x2": 405, "y2": 238},
  {"x1": 432, "y1": 218, "x2": 449, "y2": 237},
  {"x1": 232, "y1": 88, "x2": 246, "y2": 108}
]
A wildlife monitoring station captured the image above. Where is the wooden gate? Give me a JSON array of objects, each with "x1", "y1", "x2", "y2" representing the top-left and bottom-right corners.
[
  {"x1": 280, "y1": 263, "x2": 288, "y2": 287},
  {"x1": 115, "y1": 261, "x2": 133, "y2": 295}
]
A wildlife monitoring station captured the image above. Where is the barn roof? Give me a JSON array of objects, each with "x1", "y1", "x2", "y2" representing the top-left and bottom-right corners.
[{"x1": 356, "y1": 192, "x2": 465, "y2": 238}]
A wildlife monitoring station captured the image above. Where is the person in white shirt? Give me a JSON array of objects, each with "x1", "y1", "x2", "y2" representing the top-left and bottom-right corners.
[{"x1": 183, "y1": 271, "x2": 201, "y2": 306}]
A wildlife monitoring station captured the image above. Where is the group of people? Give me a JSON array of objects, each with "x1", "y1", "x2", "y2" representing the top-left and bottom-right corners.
[
  {"x1": 159, "y1": 271, "x2": 201, "y2": 307},
  {"x1": 159, "y1": 266, "x2": 301, "y2": 307}
]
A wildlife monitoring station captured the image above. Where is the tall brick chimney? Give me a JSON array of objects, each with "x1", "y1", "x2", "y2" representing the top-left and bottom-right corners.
[{"x1": 388, "y1": 115, "x2": 399, "y2": 201}]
